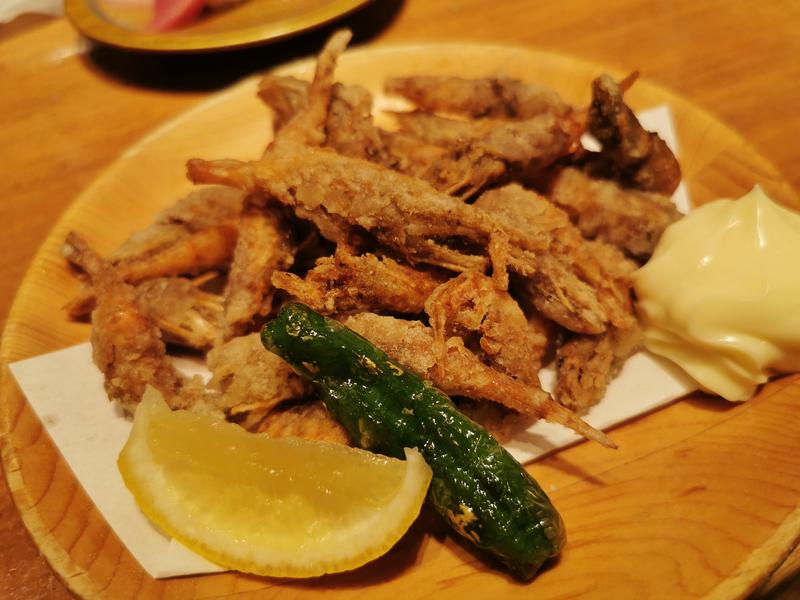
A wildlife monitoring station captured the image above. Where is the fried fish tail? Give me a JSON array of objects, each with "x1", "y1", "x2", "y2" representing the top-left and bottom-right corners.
[{"x1": 275, "y1": 28, "x2": 352, "y2": 147}]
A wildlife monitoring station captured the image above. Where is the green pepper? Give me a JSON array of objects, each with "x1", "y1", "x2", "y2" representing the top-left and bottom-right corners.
[{"x1": 262, "y1": 303, "x2": 565, "y2": 579}]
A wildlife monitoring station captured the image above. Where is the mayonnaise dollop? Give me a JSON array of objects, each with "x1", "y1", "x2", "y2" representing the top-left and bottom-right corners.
[{"x1": 633, "y1": 186, "x2": 800, "y2": 401}]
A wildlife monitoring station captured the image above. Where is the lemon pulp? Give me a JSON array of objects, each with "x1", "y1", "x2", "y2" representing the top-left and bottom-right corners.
[{"x1": 118, "y1": 387, "x2": 432, "y2": 577}]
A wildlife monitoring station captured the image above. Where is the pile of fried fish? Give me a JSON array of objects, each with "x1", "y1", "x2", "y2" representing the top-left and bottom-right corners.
[{"x1": 63, "y1": 30, "x2": 682, "y2": 449}]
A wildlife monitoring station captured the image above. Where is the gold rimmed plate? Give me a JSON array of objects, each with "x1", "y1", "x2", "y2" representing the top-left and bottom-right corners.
[{"x1": 65, "y1": 0, "x2": 371, "y2": 52}]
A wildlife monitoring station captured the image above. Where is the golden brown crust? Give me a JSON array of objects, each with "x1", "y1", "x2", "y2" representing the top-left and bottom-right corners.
[
  {"x1": 549, "y1": 167, "x2": 682, "y2": 259},
  {"x1": 207, "y1": 332, "x2": 308, "y2": 415},
  {"x1": 272, "y1": 246, "x2": 444, "y2": 316},
  {"x1": 385, "y1": 75, "x2": 574, "y2": 120},
  {"x1": 222, "y1": 203, "x2": 294, "y2": 338},
  {"x1": 255, "y1": 400, "x2": 350, "y2": 445}
]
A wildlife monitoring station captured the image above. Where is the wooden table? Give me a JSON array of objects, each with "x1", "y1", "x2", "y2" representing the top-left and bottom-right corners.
[{"x1": 1, "y1": 1, "x2": 799, "y2": 597}]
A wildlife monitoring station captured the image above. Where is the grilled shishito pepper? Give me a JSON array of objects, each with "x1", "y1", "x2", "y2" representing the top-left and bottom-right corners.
[{"x1": 261, "y1": 303, "x2": 565, "y2": 579}]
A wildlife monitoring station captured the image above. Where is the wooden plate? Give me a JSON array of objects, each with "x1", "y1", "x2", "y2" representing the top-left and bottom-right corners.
[
  {"x1": 2, "y1": 44, "x2": 800, "y2": 599},
  {"x1": 64, "y1": 0, "x2": 371, "y2": 52}
]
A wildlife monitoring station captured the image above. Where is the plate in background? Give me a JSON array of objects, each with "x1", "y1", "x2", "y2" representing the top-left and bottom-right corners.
[{"x1": 65, "y1": 0, "x2": 371, "y2": 52}]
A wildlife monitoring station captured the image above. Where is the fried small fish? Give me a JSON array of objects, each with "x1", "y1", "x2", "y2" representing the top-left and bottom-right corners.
[
  {"x1": 586, "y1": 74, "x2": 682, "y2": 194},
  {"x1": 134, "y1": 276, "x2": 223, "y2": 350},
  {"x1": 222, "y1": 202, "x2": 294, "y2": 338},
  {"x1": 385, "y1": 75, "x2": 574, "y2": 120},
  {"x1": 549, "y1": 167, "x2": 682, "y2": 259},
  {"x1": 62, "y1": 233, "x2": 210, "y2": 415},
  {"x1": 425, "y1": 270, "x2": 548, "y2": 383},
  {"x1": 273, "y1": 246, "x2": 444, "y2": 315},
  {"x1": 207, "y1": 332, "x2": 308, "y2": 416},
  {"x1": 344, "y1": 312, "x2": 615, "y2": 448}
]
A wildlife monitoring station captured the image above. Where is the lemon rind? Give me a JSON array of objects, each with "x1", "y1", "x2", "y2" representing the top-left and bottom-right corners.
[{"x1": 118, "y1": 392, "x2": 432, "y2": 577}]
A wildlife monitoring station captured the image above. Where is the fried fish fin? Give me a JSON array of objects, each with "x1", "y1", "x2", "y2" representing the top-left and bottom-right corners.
[{"x1": 134, "y1": 276, "x2": 223, "y2": 349}]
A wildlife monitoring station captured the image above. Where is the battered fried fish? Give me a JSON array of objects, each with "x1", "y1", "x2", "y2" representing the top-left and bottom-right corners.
[
  {"x1": 392, "y1": 110, "x2": 582, "y2": 197},
  {"x1": 548, "y1": 167, "x2": 682, "y2": 258},
  {"x1": 343, "y1": 312, "x2": 615, "y2": 448},
  {"x1": 272, "y1": 246, "x2": 445, "y2": 315},
  {"x1": 109, "y1": 185, "x2": 244, "y2": 263},
  {"x1": 274, "y1": 29, "x2": 352, "y2": 147},
  {"x1": 586, "y1": 74, "x2": 681, "y2": 194},
  {"x1": 475, "y1": 184, "x2": 635, "y2": 334},
  {"x1": 66, "y1": 188, "x2": 241, "y2": 318},
  {"x1": 62, "y1": 233, "x2": 210, "y2": 414},
  {"x1": 385, "y1": 75, "x2": 574, "y2": 120},
  {"x1": 260, "y1": 76, "x2": 394, "y2": 164},
  {"x1": 255, "y1": 399, "x2": 350, "y2": 445},
  {"x1": 425, "y1": 270, "x2": 548, "y2": 384},
  {"x1": 258, "y1": 75, "x2": 308, "y2": 132},
  {"x1": 134, "y1": 276, "x2": 223, "y2": 350},
  {"x1": 222, "y1": 202, "x2": 295, "y2": 338},
  {"x1": 207, "y1": 332, "x2": 308, "y2": 416},
  {"x1": 555, "y1": 324, "x2": 643, "y2": 411},
  {"x1": 187, "y1": 142, "x2": 502, "y2": 272}
]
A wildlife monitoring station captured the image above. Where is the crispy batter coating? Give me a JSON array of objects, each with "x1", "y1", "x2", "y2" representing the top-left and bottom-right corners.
[
  {"x1": 385, "y1": 76, "x2": 574, "y2": 120},
  {"x1": 62, "y1": 233, "x2": 209, "y2": 414},
  {"x1": 260, "y1": 76, "x2": 395, "y2": 165},
  {"x1": 324, "y1": 83, "x2": 394, "y2": 163},
  {"x1": 343, "y1": 313, "x2": 615, "y2": 447},
  {"x1": 134, "y1": 276, "x2": 223, "y2": 350},
  {"x1": 255, "y1": 400, "x2": 350, "y2": 445},
  {"x1": 555, "y1": 324, "x2": 643, "y2": 411},
  {"x1": 109, "y1": 185, "x2": 244, "y2": 263},
  {"x1": 260, "y1": 72, "x2": 580, "y2": 201},
  {"x1": 393, "y1": 110, "x2": 582, "y2": 198},
  {"x1": 66, "y1": 189, "x2": 241, "y2": 318},
  {"x1": 587, "y1": 74, "x2": 682, "y2": 194},
  {"x1": 394, "y1": 110, "x2": 579, "y2": 166},
  {"x1": 113, "y1": 224, "x2": 237, "y2": 284},
  {"x1": 476, "y1": 184, "x2": 635, "y2": 334},
  {"x1": 222, "y1": 202, "x2": 295, "y2": 338},
  {"x1": 546, "y1": 235, "x2": 641, "y2": 411},
  {"x1": 258, "y1": 74, "x2": 481, "y2": 188},
  {"x1": 549, "y1": 167, "x2": 682, "y2": 258},
  {"x1": 207, "y1": 332, "x2": 308, "y2": 416},
  {"x1": 187, "y1": 142, "x2": 500, "y2": 272},
  {"x1": 425, "y1": 270, "x2": 547, "y2": 383},
  {"x1": 258, "y1": 75, "x2": 308, "y2": 132},
  {"x1": 65, "y1": 30, "x2": 679, "y2": 453},
  {"x1": 191, "y1": 145, "x2": 649, "y2": 335},
  {"x1": 272, "y1": 246, "x2": 444, "y2": 315}
]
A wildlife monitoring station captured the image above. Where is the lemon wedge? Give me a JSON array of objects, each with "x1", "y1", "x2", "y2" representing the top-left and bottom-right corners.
[{"x1": 118, "y1": 387, "x2": 432, "y2": 577}]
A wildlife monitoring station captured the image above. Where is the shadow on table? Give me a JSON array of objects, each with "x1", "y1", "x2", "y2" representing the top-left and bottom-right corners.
[{"x1": 79, "y1": 0, "x2": 404, "y2": 92}]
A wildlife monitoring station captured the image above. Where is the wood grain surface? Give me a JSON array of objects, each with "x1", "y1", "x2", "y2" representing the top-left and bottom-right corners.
[{"x1": 1, "y1": 1, "x2": 799, "y2": 598}]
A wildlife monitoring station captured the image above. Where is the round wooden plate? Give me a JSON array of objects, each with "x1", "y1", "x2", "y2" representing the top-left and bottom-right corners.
[
  {"x1": 64, "y1": 0, "x2": 371, "y2": 52},
  {"x1": 2, "y1": 44, "x2": 800, "y2": 599}
]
